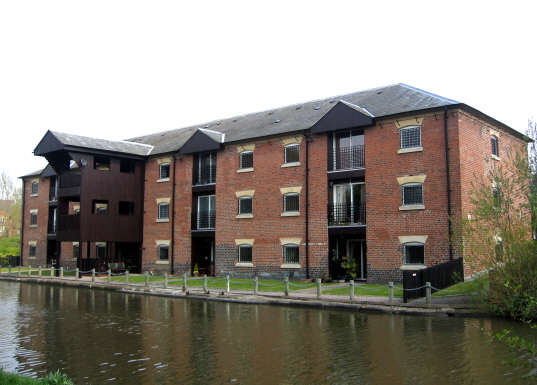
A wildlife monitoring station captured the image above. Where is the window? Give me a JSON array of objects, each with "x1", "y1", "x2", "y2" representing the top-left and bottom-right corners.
[
  {"x1": 238, "y1": 245, "x2": 252, "y2": 263},
  {"x1": 73, "y1": 244, "x2": 80, "y2": 259},
  {"x1": 31, "y1": 181, "x2": 39, "y2": 195},
  {"x1": 96, "y1": 244, "x2": 106, "y2": 259},
  {"x1": 283, "y1": 244, "x2": 299, "y2": 264},
  {"x1": 239, "y1": 151, "x2": 253, "y2": 169},
  {"x1": 30, "y1": 212, "x2": 37, "y2": 226},
  {"x1": 94, "y1": 156, "x2": 110, "y2": 171},
  {"x1": 158, "y1": 203, "x2": 169, "y2": 219},
  {"x1": 493, "y1": 187, "x2": 502, "y2": 210},
  {"x1": 119, "y1": 201, "x2": 135, "y2": 215},
  {"x1": 402, "y1": 184, "x2": 423, "y2": 206},
  {"x1": 159, "y1": 163, "x2": 170, "y2": 179},
  {"x1": 92, "y1": 200, "x2": 108, "y2": 214},
  {"x1": 400, "y1": 126, "x2": 421, "y2": 149},
  {"x1": 491, "y1": 135, "x2": 499, "y2": 157},
  {"x1": 403, "y1": 243, "x2": 424, "y2": 265},
  {"x1": 284, "y1": 193, "x2": 300, "y2": 212},
  {"x1": 238, "y1": 196, "x2": 253, "y2": 215},
  {"x1": 158, "y1": 245, "x2": 169, "y2": 261},
  {"x1": 198, "y1": 153, "x2": 216, "y2": 184},
  {"x1": 284, "y1": 144, "x2": 300, "y2": 164},
  {"x1": 120, "y1": 159, "x2": 135, "y2": 173},
  {"x1": 29, "y1": 245, "x2": 36, "y2": 258}
]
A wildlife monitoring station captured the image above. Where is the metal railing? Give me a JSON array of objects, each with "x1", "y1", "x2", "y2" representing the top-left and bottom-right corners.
[
  {"x1": 196, "y1": 210, "x2": 216, "y2": 229},
  {"x1": 328, "y1": 202, "x2": 366, "y2": 226},
  {"x1": 194, "y1": 165, "x2": 216, "y2": 185},
  {"x1": 330, "y1": 145, "x2": 365, "y2": 171}
]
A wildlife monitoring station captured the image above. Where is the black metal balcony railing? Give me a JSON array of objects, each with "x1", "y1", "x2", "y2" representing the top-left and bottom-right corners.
[
  {"x1": 330, "y1": 145, "x2": 365, "y2": 171},
  {"x1": 197, "y1": 210, "x2": 216, "y2": 229},
  {"x1": 194, "y1": 165, "x2": 216, "y2": 185},
  {"x1": 328, "y1": 202, "x2": 366, "y2": 226}
]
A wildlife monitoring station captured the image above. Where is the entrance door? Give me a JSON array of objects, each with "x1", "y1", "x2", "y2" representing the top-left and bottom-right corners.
[{"x1": 347, "y1": 240, "x2": 366, "y2": 280}]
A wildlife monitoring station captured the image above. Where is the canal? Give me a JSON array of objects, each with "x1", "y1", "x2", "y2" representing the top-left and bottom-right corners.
[{"x1": 0, "y1": 280, "x2": 536, "y2": 384}]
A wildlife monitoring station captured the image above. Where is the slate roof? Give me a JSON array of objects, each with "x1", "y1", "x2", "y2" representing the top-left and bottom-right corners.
[
  {"x1": 48, "y1": 131, "x2": 153, "y2": 156},
  {"x1": 126, "y1": 83, "x2": 462, "y2": 155}
]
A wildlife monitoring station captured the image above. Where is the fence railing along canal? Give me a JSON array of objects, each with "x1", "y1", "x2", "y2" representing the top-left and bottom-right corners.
[{"x1": 0, "y1": 266, "x2": 471, "y2": 306}]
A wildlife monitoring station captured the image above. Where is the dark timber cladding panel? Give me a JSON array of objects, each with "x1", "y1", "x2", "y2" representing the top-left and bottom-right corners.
[{"x1": 79, "y1": 154, "x2": 144, "y2": 242}]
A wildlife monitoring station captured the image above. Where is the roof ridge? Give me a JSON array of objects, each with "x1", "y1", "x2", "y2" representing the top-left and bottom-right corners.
[{"x1": 398, "y1": 83, "x2": 460, "y2": 104}]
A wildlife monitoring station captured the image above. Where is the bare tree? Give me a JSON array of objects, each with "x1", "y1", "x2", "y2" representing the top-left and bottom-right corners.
[{"x1": 0, "y1": 171, "x2": 21, "y2": 237}]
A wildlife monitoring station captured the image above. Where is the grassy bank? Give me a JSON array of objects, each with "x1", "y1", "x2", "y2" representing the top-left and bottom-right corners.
[{"x1": 0, "y1": 369, "x2": 73, "y2": 385}]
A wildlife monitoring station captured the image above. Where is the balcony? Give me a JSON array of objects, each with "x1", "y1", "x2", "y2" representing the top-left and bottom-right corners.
[
  {"x1": 330, "y1": 145, "x2": 365, "y2": 171},
  {"x1": 194, "y1": 210, "x2": 216, "y2": 230},
  {"x1": 328, "y1": 202, "x2": 366, "y2": 226},
  {"x1": 194, "y1": 165, "x2": 216, "y2": 185}
]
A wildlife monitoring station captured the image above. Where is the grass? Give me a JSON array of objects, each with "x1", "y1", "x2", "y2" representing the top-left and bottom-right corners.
[
  {"x1": 432, "y1": 276, "x2": 488, "y2": 297},
  {"x1": 323, "y1": 283, "x2": 403, "y2": 297},
  {"x1": 0, "y1": 267, "x2": 76, "y2": 277},
  {"x1": 0, "y1": 369, "x2": 73, "y2": 385}
]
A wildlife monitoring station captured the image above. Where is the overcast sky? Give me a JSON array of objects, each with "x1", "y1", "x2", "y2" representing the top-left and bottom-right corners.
[{"x1": 1, "y1": 0, "x2": 535, "y2": 183}]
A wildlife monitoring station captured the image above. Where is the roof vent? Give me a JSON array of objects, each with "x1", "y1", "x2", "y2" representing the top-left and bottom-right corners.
[
  {"x1": 275, "y1": 120, "x2": 281, "y2": 123},
  {"x1": 233, "y1": 119, "x2": 238, "y2": 122},
  {"x1": 268, "y1": 112, "x2": 274, "y2": 115},
  {"x1": 377, "y1": 91, "x2": 383, "y2": 94},
  {"x1": 314, "y1": 107, "x2": 320, "y2": 110}
]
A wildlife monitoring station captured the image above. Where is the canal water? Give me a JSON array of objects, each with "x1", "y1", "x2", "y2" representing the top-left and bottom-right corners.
[{"x1": 1, "y1": 281, "x2": 536, "y2": 384}]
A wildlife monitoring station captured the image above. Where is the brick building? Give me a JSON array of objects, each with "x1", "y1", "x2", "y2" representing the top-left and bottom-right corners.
[{"x1": 20, "y1": 84, "x2": 529, "y2": 283}]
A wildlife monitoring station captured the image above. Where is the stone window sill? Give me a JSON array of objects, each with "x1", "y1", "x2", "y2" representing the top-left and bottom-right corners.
[
  {"x1": 156, "y1": 218, "x2": 169, "y2": 222},
  {"x1": 236, "y1": 214, "x2": 253, "y2": 219},
  {"x1": 30, "y1": 194, "x2": 39, "y2": 197},
  {"x1": 237, "y1": 168, "x2": 254, "y2": 173},
  {"x1": 280, "y1": 263, "x2": 301, "y2": 269},
  {"x1": 235, "y1": 262, "x2": 254, "y2": 267},
  {"x1": 399, "y1": 205, "x2": 425, "y2": 211},
  {"x1": 492, "y1": 155, "x2": 500, "y2": 161},
  {"x1": 156, "y1": 260, "x2": 170, "y2": 264},
  {"x1": 157, "y1": 178, "x2": 170, "y2": 183},
  {"x1": 281, "y1": 212, "x2": 300, "y2": 217},
  {"x1": 281, "y1": 162, "x2": 300, "y2": 168},
  {"x1": 397, "y1": 147, "x2": 423, "y2": 154},
  {"x1": 400, "y1": 265, "x2": 426, "y2": 271},
  {"x1": 29, "y1": 225, "x2": 37, "y2": 228}
]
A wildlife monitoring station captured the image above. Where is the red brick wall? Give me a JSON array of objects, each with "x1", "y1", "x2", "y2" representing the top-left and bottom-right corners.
[{"x1": 21, "y1": 176, "x2": 50, "y2": 267}]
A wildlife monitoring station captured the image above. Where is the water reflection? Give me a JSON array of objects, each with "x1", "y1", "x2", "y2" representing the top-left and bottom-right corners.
[{"x1": 0, "y1": 281, "x2": 535, "y2": 384}]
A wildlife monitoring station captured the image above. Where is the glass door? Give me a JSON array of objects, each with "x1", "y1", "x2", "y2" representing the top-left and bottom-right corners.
[
  {"x1": 198, "y1": 195, "x2": 216, "y2": 229},
  {"x1": 333, "y1": 183, "x2": 365, "y2": 225}
]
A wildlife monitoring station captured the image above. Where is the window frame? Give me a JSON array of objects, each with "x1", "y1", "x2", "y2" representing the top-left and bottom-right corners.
[
  {"x1": 30, "y1": 212, "x2": 38, "y2": 226},
  {"x1": 31, "y1": 181, "x2": 39, "y2": 195},
  {"x1": 96, "y1": 244, "x2": 106, "y2": 259},
  {"x1": 283, "y1": 244, "x2": 300, "y2": 264},
  {"x1": 403, "y1": 243, "x2": 425, "y2": 265},
  {"x1": 238, "y1": 244, "x2": 253, "y2": 263},
  {"x1": 29, "y1": 244, "x2": 36, "y2": 258},
  {"x1": 491, "y1": 135, "x2": 499, "y2": 158},
  {"x1": 402, "y1": 183, "x2": 424, "y2": 206},
  {"x1": 159, "y1": 163, "x2": 170, "y2": 180},
  {"x1": 238, "y1": 196, "x2": 253, "y2": 215},
  {"x1": 284, "y1": 144, "x2": 300, "y2": 164},
  {"x1": 400, "y1": 126, "x2": 421, "y2": 150},
  {"x1": 158, "y1": 245, "x2": 169, "y2": 261},
  {"x1": 239, "y1": 151, "x2": 254, "y2": 170},
  {"x1": 158, "y1": 202, "x2": 169, "y2": 220},
  {"x1": 73, "y1": 244, "x2": 80, "y2": 259},
  {"x1": 283, "y1": 193, "x2": 300, "y2": 213}
]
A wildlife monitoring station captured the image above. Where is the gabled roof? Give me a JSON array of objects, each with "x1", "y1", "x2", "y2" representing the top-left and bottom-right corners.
[
  {"x1": 180, "y1": 129, "x2": 224, "y2": 155},
  {"x1": 34, "y1": 130, "x2": 153, "y2": 157},
  {"x1": 126, "y1": 83, "x2": 461, "y2": 155},
  {"x1": 310, "y1": 100, "x2": 375, "y2": 134}
]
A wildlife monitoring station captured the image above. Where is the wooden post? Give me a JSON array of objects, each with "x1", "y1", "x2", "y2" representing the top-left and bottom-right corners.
[
  {"x1": 125, "y1": 271, "x2": 129, "y2": 286},
  {"x1": 8, "y1": 266, "x2": 12, "y2": 275},
  {"x1": 91, "y1": 268, "x2": 95, "y2": 282},
  {"x1": 284, "y1": 277, "x2": 289, "y2": 297},
  {"x1": 254, "y1": 276, "x2": 259, "y2": 295},
  {"x1": 28, "y1": 266, "x2": 31, "y2": 277},
  {"x1": 107, "y1": 270, "x2": 111, "y2": 284},
  {"x1": 389, "y1": 282, "x2": 394, "y2": 304},
  {"x1": 18, "y1": 267, "x2": 21, "y2": 276},
  {"x1": 203, "y1": 275, "x2": 208, "y2": 293},
  {"x1": 426, "y1": 282, "x2": 432, "y2": 305},
  {"x1": 75, "y1": 268, "x2": 79, "y2": 281},
  {"x1": 60, "y1": 267, "x2": 64, "y2": 279},
  {"x1": 226, "y1": 275, "x2": 230, "y2": 293},
  {"x1": 144, "y1": 271, "x2": 149, "y2": 288},
  {"x1": 183, "y1": 273, "x2": 187, "y2": 291},
  {"x1": 163, "y1": 272, "x2": 168, "y2": 289},
  {"x1": 38, "y1": 266, "x2": 42, "y2": 277},
  {"x1": 316, "y1": 279, "x2": 322, "y2": 299},
  {"x1": 350, "y1": 280, "x2": 355, "y2": 302}
]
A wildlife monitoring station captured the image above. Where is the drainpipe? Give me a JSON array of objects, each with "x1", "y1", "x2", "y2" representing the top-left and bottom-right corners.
[
  {"x1": 170, "y1": 152, "x2": 177, "y2": 275},
  {"x1": 444, "y1": 107, "x2": 454, "y2": 260},
  {"x1": 303, "y1": 130, "x2": 311, "y2": 279}
]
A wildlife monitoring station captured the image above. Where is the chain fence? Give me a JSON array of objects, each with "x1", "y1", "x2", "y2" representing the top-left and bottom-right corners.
[{"x1": 0, "y1": 266, "x2": 472, "y2": 305}]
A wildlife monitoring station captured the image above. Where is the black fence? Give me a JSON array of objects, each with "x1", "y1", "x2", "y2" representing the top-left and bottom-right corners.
[
  {"x1": 402, "y1": 257, "x2": 464, "y2": 303},
  {"x1": 0, "y1": 255, "x2": 21, "y2": 267}
]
